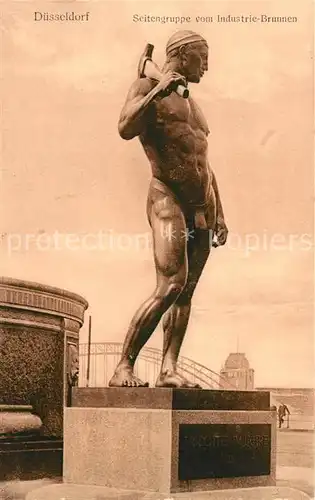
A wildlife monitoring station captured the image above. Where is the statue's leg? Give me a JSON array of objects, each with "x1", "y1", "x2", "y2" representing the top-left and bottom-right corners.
[
  {"x1": 156, "y1": 228, "x2": 211, "y2": 388},
  {"x1": 109, "y1": 187, "x2": 188, "y2": 387}
]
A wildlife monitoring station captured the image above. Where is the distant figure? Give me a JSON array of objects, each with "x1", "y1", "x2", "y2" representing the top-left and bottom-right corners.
[{"x1": 278, "y1": 402, "x2": 290, "y2": 428}]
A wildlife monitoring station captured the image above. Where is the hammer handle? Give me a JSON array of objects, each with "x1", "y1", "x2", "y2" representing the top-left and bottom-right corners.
[{"x1": 176, "y1": 85, "x2": 189, "y2": 98}]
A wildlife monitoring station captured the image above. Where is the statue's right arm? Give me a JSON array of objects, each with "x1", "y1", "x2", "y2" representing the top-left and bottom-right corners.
[
  {"x1": 118, "y1": 78, "x2": 158, "y2": 140},
  {"x1": 118, "y1": 71, "x2": 185, "y2": 140}
]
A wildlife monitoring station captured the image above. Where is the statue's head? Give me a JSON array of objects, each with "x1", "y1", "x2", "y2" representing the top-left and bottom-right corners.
[{"x1": 166, "y1": 30, "x2": 208, "y2": 83}]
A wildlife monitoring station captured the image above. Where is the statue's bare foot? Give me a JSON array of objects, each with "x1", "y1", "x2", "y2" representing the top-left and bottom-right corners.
[
  {"x1": 155, "y1": 370, "x2": 201, "y2": 389},
  {"x1": 109, "y1": 367, "x2": 149, "y2": 387}
]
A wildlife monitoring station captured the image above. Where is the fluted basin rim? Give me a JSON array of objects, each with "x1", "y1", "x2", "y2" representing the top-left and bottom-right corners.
[{"x1": 0, "y1": 276, "x2": 88, "y2": 308}]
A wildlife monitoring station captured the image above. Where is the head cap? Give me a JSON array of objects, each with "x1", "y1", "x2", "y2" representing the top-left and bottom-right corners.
[{"x1": 166, "y1": 30, "x2": 208, "y2": 55}]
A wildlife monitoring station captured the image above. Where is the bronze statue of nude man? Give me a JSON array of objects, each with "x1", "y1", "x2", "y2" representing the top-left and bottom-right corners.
[{"x1": 109, "y1": 30, "x2": 228, "y2": 389}]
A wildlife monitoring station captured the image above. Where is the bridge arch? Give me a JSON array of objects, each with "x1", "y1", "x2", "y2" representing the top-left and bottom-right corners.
[{"x1": 79, "y1": 342, "x2": 236, "y2": 389}]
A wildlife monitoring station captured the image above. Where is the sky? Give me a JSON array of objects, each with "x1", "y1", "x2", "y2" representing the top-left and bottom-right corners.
[{"x1": 1, "y1": 0, "x2": 314, "y2": 387}]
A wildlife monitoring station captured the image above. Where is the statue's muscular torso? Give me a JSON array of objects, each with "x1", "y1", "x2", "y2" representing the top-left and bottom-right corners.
[{"x1": 140, "y1": 80, "x2": 213, "y2": 209}]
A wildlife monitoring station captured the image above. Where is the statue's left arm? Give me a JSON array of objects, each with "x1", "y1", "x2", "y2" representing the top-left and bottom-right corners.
[{"x1": 211, "y1": 169, "x2": 229, "y2": 246}]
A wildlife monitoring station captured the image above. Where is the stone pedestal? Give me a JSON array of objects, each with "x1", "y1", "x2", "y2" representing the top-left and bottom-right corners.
[{"x1": 64, "y1": 388, "x2": 276, "y2": 494}]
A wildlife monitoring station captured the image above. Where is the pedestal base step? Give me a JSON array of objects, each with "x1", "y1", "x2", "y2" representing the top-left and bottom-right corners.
[
  {"x1": 0, "y1": 435, "x2": 63, "y2": 481},
  {"x1": 25, "y1": 484, "x2": 310, "y2": 500}
]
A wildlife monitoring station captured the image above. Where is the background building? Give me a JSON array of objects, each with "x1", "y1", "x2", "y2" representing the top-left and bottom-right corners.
[{"x1": 220, "y1": 352, "x2": 255, "y2": 390}]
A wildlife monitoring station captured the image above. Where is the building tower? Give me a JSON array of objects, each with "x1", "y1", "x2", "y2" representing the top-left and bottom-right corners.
[{"x1": 220, "y1": 353, "x2": 255, "y2": 390}]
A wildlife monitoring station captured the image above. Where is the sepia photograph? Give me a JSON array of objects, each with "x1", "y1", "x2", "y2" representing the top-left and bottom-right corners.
[{"x1": 0, "y1": 0, "x2": 314, "y2": 499}]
